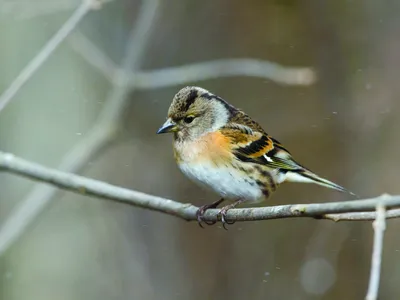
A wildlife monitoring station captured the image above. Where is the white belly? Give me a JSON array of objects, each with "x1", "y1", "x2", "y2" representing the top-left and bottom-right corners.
[{"x1": 178, "y1": 162, "x2": 263, "y2": 202}]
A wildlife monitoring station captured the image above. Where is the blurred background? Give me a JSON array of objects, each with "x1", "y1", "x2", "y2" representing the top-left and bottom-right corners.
[{"x1": 1, "y1": 0, "x2": 400, "y2": 299}]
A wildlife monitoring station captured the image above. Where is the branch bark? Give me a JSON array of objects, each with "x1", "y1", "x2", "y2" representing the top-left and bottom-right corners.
[
  {"x1": 1, "y1": 151, "x2": 399, "y2": 228},
  {"x1": 365, "y1": 204, "x2": 386, "y2": 300}
]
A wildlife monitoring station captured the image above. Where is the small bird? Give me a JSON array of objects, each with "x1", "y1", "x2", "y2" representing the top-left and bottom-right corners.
[{"x1": 157, "y1": 86, "x2": 354, "y2": 228}]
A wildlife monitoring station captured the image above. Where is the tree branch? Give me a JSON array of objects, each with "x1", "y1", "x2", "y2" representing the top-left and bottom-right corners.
[
  {"x1": 324, "y1": 209, "x2": 399, "y2": 221},
  {"x1": 365, "y1": 204, "x2": 386, "y2": 300},
  {"x1": 133, "y1": 59, "x2": 316, "y2": 87},
  {"x1": 0, "y1": 0, "x2": 112, "y2": 20},
  {"x1": 69, "y1": 34, "x2": 317, "y2": 87},
  {"x1": 0, "y1": 151, "x2": 399, "y2": 228},
  {"x1": 0, "y1": 0, "x2": 101, "y2": 113},
  {"x1": 0, "y1": 0, "x2": 161, "y2": 255},
  {"x1": 69, "y1": 31, "x2": 118, "y2": 82}
]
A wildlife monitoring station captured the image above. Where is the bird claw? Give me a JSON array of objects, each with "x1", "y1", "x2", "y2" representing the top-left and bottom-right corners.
[
  {"x1": 196, "y1": 208, "x2": 217, "y2": 228},
  {"x1": 196, "y1": 198, "x2": 224, "y2": 228},
  {"x1": 219, "y1": 208, "x2": 236, "y2": 230},
  {"x1": 218, "y1": 199, "x2": 245, "y2": 229}
]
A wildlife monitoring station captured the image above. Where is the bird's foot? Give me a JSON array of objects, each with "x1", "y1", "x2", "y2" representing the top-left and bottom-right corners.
[
  {"x1": 196, "y1": 198, "x2": 225, "y2": 228},
  {"x1": 218, "y1": 199, "x2": 245, "y2": 230}
]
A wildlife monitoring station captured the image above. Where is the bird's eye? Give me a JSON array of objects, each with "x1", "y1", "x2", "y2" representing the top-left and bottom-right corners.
[{"x1": 183, "y1": 115, "x2": 195, "y2": 124}]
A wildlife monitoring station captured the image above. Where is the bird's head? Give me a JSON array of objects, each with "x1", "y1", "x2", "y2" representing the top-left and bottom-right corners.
[{"x1": 157, "y1": 86, "x2": 236, "y2": 141}]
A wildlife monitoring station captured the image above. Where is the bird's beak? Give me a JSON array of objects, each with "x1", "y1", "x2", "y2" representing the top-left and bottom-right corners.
[{"x1": 157, "y1": 118, "x2": 178, "y2": 134}]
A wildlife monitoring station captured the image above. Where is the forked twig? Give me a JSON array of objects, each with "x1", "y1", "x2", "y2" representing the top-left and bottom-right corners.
[{"x1": 365, "y1": 204, "x2": 386, "y2": 300}]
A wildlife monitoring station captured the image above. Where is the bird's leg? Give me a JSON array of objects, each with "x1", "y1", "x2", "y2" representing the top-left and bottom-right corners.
[
  {"x1": 218, "y1": 199, "x2": 245, "y2": 230},
  {"x1": 196, "y1": 198, "x2": 225, "y2": 228}
]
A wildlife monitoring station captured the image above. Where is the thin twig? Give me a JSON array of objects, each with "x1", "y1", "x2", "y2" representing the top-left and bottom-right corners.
[
  {"x1": 133, "y1": 59, "x2": 316, "y2": 87},
  {"x1": 68, "y1": 31, "x2": 117, "y2": 82},
  {"x1": 0, "y1": 152, "x2": 399, "y2": 242},
  {"x1": 0, "y1": 1, "x2": 77, "y2": 20},
  {"x1": 0, "y1": 0, "x2": 161, "y2": 255},
  {"x1": 0, "y1": 0, "x2": 98, "y2": 112},
  {"x1": 365, "y1": 204, "x2": 386, "y2": 300},
  {"x1": 0, "y1": 0, "x2": 113, "y2": 20},
  {"x1": 68, "y1": 36, "x2": 317, "y2": 87},
  {"x1": 325, "y1": 208, "x2": 399, "y2": 221}
]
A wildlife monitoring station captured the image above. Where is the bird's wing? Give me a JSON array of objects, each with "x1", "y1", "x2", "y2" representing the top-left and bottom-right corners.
[
  {"x1": 221, "y1": 113, "x2": 302, "y2": 171},
  {"x1": 221, "y1": 111, "x2": 354, "y2": 195}
]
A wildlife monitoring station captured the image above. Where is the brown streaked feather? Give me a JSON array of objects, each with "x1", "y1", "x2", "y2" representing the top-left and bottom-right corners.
[
  {"x1": 229, "y1": 110, "x2": 265, "y2": 133},
  {"x1": 221, "y1": 109, "x2": 302, "y2": 172}
]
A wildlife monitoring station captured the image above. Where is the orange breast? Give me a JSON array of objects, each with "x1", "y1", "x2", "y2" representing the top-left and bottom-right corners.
[{"x1": 174, "y1": 131, "x2": 233, "y2": 166}]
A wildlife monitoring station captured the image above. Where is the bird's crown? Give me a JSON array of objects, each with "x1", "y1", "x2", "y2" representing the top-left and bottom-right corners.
[
  {"x1": 167, "y1": 86, "x2": 235, "y2": 120},
  {"x1": 158, "y1": 86, "x2": 237, "y2": 140}
]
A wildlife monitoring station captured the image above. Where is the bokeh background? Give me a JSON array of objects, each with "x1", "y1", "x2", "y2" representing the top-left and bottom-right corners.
[{"x1": 1, "y1": 0, "x2": 400, "y2": 299}]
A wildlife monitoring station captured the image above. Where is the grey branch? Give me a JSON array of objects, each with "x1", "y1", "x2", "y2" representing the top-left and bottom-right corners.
[
  {"x1": 325, "y1": 209, "x2": 400, "y2": 221},
  {"x1": 133, "y1": 59, "x2": 316, "y2": 87},
  {"x1": 0, "y1": 0, "x2": 98, "y2": 113},
  {"x1": 69, "y1": 34, "x2": 317, "y2": 87},
  {"x1": 1, "y1": 151, "x2": 400, "y2": 228},
  {"x1": 69, "y1": 31, "x2": 117, "y2": 83},
  {"x1": 0, "y1": 0, "x2": 161, "y2": 256},
  {"x1": 365, "y1": 204, "x2": 386, "y2": 300}
]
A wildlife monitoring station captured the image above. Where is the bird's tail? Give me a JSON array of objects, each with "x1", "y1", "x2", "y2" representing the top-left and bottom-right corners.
[{"x1": 285, "y1": 169, "x2": 357, "y2": 197}]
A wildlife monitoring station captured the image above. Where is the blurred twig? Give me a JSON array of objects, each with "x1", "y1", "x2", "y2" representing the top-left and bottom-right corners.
[
  {"x1": 0, "y1": 1, "x2": 77, "y2": 20},
  {"x1": 133, "y1": 59, "x2": 316, "y2": 87},
  {"x1": 69, "y1": 31, "x2": 117, "y2": 82},
  {"x1": 68, "y1": 34, "x2": 316, "y2": 87},
  {"x1": 0, "y1": 0, "x2": 101, "y2": 112},
  {"x1": 0, "y1": 0, "x2": 160, "y2": 255},
  {"x1": 325, "y1": 208, "x2": 399, "y2": 221},
  {"x1": 0, "y1": 151, "x2": 399, "y2": 254},
  {"x1": 0, "y1": 0, "x2": 112, "y2": 19},
  {"x1": 365, "y1": 204, "x2": 386, "y2": 300}
]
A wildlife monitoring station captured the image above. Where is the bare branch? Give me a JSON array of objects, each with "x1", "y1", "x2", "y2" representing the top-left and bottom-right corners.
[
  {"x1": 0, "y1": 151, "x2": 399, "y2": 255},
  {"x1": 0, "y1": 0, "x2": 161, "y2": 255},
  {"x1": 0, "y1": 0, "x2": 112, "y2": 20},
  {"x1": 68, "y1": 35, "x2": 316, "y2": 87},
  {"x1": 365, "y1": 204, "x2": 386, "y2": 300},
  {"x1": 68, "y1": 31, "x2": 117, "y2": 82},
  {"x1": 0, "y1": 1, "x2": 78, "y2": 20},
  {"x1": 133, "y1": 59, "x2": 316, "y2": 87},
  {"x1": 325, "y1": 208, "x2": 399, "y2": 221},
  {"x1": 0, "y1": 0, "x2": 99, "y2": 112}
]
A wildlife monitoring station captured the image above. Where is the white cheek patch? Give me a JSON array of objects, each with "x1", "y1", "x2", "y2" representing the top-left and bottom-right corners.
[{"x1": 210, "y1": 102, "x2": 229, "y2": 131}]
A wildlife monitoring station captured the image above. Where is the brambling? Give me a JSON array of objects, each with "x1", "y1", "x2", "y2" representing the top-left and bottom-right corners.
[{"x1": 157, "y1": 86, "x2": 354, "y2": 228}]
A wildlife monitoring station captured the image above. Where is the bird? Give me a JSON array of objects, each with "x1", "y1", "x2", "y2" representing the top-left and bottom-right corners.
[{"x1": 157, "y1": 86, "x2": 354, "y2": 228}]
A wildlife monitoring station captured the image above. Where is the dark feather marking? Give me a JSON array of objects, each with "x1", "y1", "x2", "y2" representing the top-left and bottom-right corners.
[
  {"x1": 256, "y1": 180, "x2": 264, "y2": 186},
  {"x1": 183, "y1": 89, "x2": 198, "y2": 111},
  {"x1": 267, "y1": 147, "x2": 278, "y2": 157},
  {"x1": 270, "y1": 137, "x2": 291, "y2": 154},
  {"x1": 234, "y1": 152, "x2": 255, "y2": 163},
  {"x1": 278, "y1": 168, "x2": 288, "y2": 174},
  {"x1": 200, "y1": 93, "x2": 237, "y2": 116},
  {"x1": 239, "y1": 135, "x2": 269, "y2": 155},
  {"x1": 255, "y1": 179, "x2": 270, "y2": 197},
  {"x1": 265, "y1": 173, "x2": 277, "y2": 191},
  {"x1": 296, "y1": 170, "x2": 326, "y2": 185},
  {"x1": 262, "y1": 189, "x2": 270, "y2": 198},
  {"x1": 255, "y1": 167, "x2": 276, "y2": 191}
]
